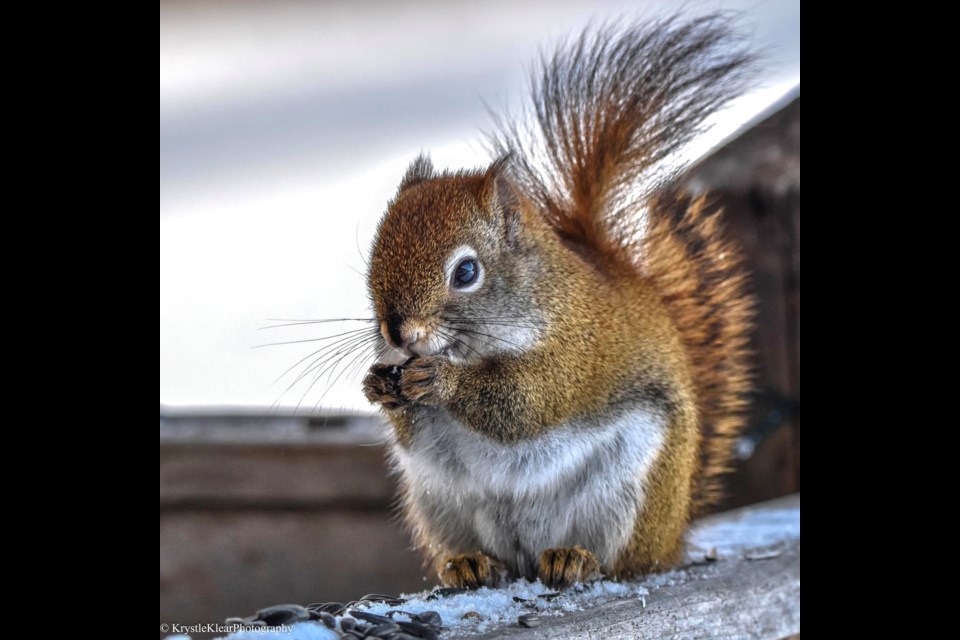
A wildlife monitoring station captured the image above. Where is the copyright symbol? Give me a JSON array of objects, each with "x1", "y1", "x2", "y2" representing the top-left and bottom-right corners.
[{"x1": 160, "y1": 624, "x2": 169, "y2": 633}]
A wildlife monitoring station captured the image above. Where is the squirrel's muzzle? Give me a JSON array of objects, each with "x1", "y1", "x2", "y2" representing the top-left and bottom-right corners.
[{"x1": 381, "y1": 311, "x2": 429, "y2": 355}]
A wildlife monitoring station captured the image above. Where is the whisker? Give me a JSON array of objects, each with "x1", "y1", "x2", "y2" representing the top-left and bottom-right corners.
[
  {"x1": 443, "y1": 318, "x2": 543, "y2": 330},
  {"x1": 355, "y1": 219, "x2": 371, "y2": 270},
  {"x1": 342, "y1": 261, "x2": 367, "y2": 279},
  {"x1": 279, "y1": 337, "x2": 376, "y2": 399},
  {"x1": 436, "y1": 327, "x2": 484, "y2": 360},
  {"x1": 264, "y1": 317, "x2": 380, "y2": 414},
  {"x1": 348, "y1": 344, "x2": 382, "y2": 384},
  {"x1": 445, "y1": 325, "x2": 528, "y2": 350},
  {"x1": 260, "y1": 317, "x2": 377, "y2": 330},
  {"x1": 291, "y1": 342, "x2": 368, "y2": 413},
  {"x1": 304, "y1": 343, "x2": 380, "y2": 409},
  {"x1": 254, "y1": 327, "x2": 374, "y2": 349},
  {"x1": 446, "y1": 318, "x2": 538, "y2": 324},
  {"x1": 269, "y1": 328, "x2": 378, "y2": 392},
  {"x1": 266, "y1": 317, "x2": 377, "y2": 322},
  {"x1": 274, "y1": 343, "x2": 341, "y2": 386},
  {"x1": 314, "y1": 341, "x2": 381, "y2": 411},
  {"x1": 442, "y1": 315, "x2": 541, "y2": 322},
  {"x1": 290, "y1": 333, "x2": 380, "y2": 389}
]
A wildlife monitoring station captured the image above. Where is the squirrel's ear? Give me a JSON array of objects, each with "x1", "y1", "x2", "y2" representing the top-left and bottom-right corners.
[
  {"x1": 480, "y1": 154, "x2": 520, "y2": 241},
  {"x1": 398, "y1": 154, "x2": 434, "y2": 191},
  {"x1": 480, "y1": 153, "x2": 517, "y2": 211}
]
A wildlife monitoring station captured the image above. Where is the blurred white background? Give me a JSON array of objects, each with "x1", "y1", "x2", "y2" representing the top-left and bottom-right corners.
[{"x1": 160, "y1": 0, "x2": 800, "y2": 413}]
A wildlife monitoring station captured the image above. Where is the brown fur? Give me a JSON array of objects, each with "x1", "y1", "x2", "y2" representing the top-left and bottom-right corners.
[
  {"x1": 642, "y1": 194, "x2": 753, "y2": 515},
  {"x1": 364, "y1": 13, "x2": 754, "y2": 584}
]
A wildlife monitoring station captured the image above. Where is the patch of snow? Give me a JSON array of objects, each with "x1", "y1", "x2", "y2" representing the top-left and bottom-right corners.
[
  {"x1": 351, "y1": 579, "x2": 634, "y2": 633},
  {"x1": 689, "y1": 505, "x2": 801, "y2": 557}
]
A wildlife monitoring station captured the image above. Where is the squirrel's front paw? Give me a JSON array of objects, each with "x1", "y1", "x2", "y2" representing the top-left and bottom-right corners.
[
  {"x1": 439, "y1": 552, "x2": 507, "y2": 589},
  {"x1": 399, "y1": 356, "x2": 455, "y2": 405},
  {"x1": 538, "y1": 546, "x2": 602, "y2": 590},
  {"x1": 363, "y1": 364, "x2": 405, "y2": 410}
]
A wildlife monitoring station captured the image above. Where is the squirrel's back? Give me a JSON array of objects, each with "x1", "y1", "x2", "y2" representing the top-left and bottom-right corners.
[{"x1": 489, "y1": 13, "x2": 755, "y2": 514}]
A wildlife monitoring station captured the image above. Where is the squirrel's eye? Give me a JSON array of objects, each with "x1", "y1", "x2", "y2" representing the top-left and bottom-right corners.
[{"x1": 454, "y1": 259, "x2": 478, "y2": 288}]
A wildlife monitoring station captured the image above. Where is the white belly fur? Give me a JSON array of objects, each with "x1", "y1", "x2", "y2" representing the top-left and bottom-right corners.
[{"x1": 389, "y1": 408, "x2": 666, "y2": 578}]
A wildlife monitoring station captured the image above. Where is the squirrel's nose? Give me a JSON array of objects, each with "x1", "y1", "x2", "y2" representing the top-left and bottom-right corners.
[
  {"x1": 384, "y1": 312, "x2": 404, "y2": 348},
  {"x1": 381, "y1": 312, "x2": 425, "y2": 351}
]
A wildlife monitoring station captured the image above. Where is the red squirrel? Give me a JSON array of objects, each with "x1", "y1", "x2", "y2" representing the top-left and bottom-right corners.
[{"x1": 363, "y1": 14, "x2": 754, "y2": 589}]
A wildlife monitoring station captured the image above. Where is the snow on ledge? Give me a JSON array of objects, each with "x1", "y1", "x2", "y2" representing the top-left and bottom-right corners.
[{"x1": 179, "y1": 497, "x2": 800, "y2": 640}]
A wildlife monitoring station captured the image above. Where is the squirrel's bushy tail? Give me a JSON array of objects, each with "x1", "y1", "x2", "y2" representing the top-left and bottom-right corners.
[
  {"x1": 490, "y1": 13, "x2": 754, "y2": 513},
  {"x1": 643, "y1": 193, "x2": 752, "y2": 513}
]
